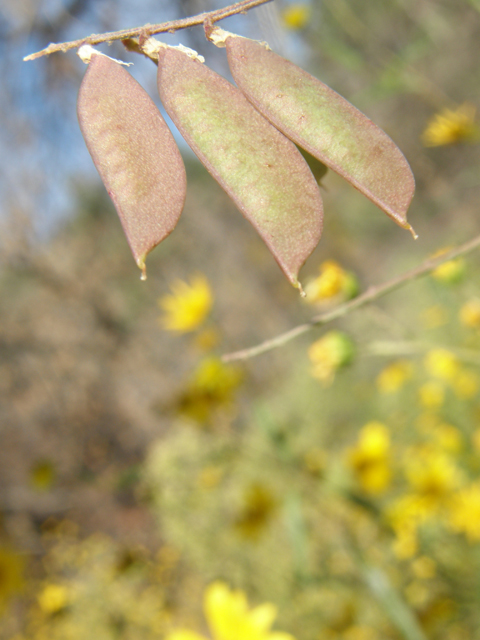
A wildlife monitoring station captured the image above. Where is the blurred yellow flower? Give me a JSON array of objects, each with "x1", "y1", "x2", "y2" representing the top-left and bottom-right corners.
[
  {"x1": 431, "y1": 256, "x2": 466, "y2": 284},
  {"x1": 404, "y1": 447, "x2": 460, "y2": 512},
  {"x1": 176, "y1": 357, "x2": 243, "y2": 425},
  {"x1": 281, "y1": 4, "x2": 311, "y2": 30},
  {"x1": 452, "y1": 369, "x2": 479, "y2": 399},
  {"x1": 159, "y1": 274, "x2": 213, "y2": 332},
  {"x1": 421, "y1": 102, "x2": 478, "y2": 146},
  {"x1": 424, "y1": 349, "x2": 459, "y2": 382},
  {"x1": 459, "y1": 299, "x2": 480, "y2": 328},
  {"x1": 432, "y1": 424, "x2": 463, "y2": 453},
  {"x1": 418, "y1": 381, "x2": 445, "y2": 408},
  {"x1": 448, "y1": 482, "x2": 480, "y2": 542},
  {"x1": 38, "y1": 583, "x2": 69, "y2": 614},
  {"x1": 347, "y1": 422, "x2": 392, "y2": 494},
  {"x1": 376, "y1": 360, "x2": 413, "y2": 394},
  {"x1": 308, "y1": 331, "x2": 355, "y2": 385},
  {"x1": 304, "y1": 260, "x2": 358, "y2": 305},
  {"x1": 165, "y1": 581, "x2": 296, "y2": 640}
]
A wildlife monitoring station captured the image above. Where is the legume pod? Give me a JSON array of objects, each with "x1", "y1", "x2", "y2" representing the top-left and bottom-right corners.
[
  {"x1": 156, "y1": 46, "x2": 323, "y2": 292},
  {"x1": 77, "y1": 50, "x2": 186, "y2": 278},
  {"x1": 221, "y1": 33, "x2": 415, "y2": 234}
]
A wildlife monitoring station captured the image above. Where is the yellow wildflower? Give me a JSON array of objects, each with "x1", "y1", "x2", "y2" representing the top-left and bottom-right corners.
[
  {"x1": 308, "y1": 331, "x2": 355, "y2": 385},
  {"x1": 459, "y1": 298, "x2": 480, "y2": 329},
  {"x1": 376, "y1": 360, "x2": 413, "y2": 394},
  {"x1": 159, "y1": 274, "x2": 213, "y2": 332},
  {"x1": 418, "y1": 381, "x2": 445, "y2": 408},
  {"x1": 421, "y1": 102, "x2": 478, "y2": 146},
  {"x1": 404, "y1": 447, "x2": 460, "y2": 512},
  {"x1": 452, "y1": 369, "x2": 479, "y2": 399},
  {"x1": 176, "y1": 357, "x2": 243, "y2": 425},
  {"x1": 165, "y1": 581, "x2": 296, "y2": 640},
  {"x1": 424, "y1": 348, "x2": 459, "y2": 382},
  {"x1": 448, "y1": 482, "x2": 480, "y2": 542},
  {"x1": 433, "y1": 424, "x2": 463, "y2": 453},
  {"x1": 347, "y1": 422, "x2": 392, "y2": 494},
  {"x1": 38, "y1": 583, "x2": 69, "y2": 614},
  {"x1": 387, "y1": 497, "x2": 422, "y2": 558},
  {"x1": 281, "y1": 4, "x2": 311, "y2": 30},
  {"x1": 304, "y1": 260, "x2": 358, "y2": 305},
  {"x1": 431, "y1": 252, "x2": 466, "y2": 284}
]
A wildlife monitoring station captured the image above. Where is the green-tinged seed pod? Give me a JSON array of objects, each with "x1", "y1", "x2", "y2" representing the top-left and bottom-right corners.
[
  {"x1": 156, "y1": 46, "x2": 323, "y2": 292},
  {"x1": 77, "y1": 50, "x2": 186, "y2": 278},
  {"x1": 220, "y1": 33, "x2": 415, "y2": 235}
]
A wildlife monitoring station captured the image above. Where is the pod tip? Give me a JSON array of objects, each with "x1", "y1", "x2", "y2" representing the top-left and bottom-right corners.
[
  {"x1": 405, "y1": 223, "x2": 418, "y2": 240},
  {"x1": 138, "y1": 258, "x2": 147, "y2": 281}
]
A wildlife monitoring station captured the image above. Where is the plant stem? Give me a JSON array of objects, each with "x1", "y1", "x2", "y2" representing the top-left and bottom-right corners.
[
  {"x1": 222, "y1": 233, "x2": 480, "y2": 362},
  {"x1": 23, "y1": 0, "x2": 273, "y2": 61}
]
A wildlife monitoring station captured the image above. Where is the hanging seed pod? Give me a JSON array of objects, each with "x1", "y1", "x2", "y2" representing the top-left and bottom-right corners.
[
  {"x1": 211, "y1": 29, "x2": 415, "y2": 235},
  {"x1": 156, "y1": 45, "x2": 323, "y2": 292},
  {"x1": 77, "y1": 47, "x2": 186, "y2": 278}
]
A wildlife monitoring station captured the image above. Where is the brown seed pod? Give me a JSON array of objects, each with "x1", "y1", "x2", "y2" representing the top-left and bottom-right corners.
[
  {"x1": 218, "y1": 32, "x2": 415, "y2": 235},
  {"x1": 156, "y1": 46, "x2": 323, "y2": 292},
  {"x1": 77, "y1": 49, "x2": 186, "y2": 278}
]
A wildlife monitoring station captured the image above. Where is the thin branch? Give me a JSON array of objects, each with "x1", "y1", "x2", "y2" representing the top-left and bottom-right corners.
[
  {"x1": 222, "y1": 233, "x2": 480, "y2": 362},
  {"x1": 23, "y1": 0, "x2": 273, "y2": 61}
]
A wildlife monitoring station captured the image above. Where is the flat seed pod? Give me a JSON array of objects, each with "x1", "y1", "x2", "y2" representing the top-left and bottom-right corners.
[
  {"x1": 156, "y1": 46, "x2": 323, "y2": 291},
  {"x1": 223, "y1": 34, "x2": 415, "y2": 233},
  {"x1": 77, "y1": 50, "x2": 186, "y2": 278}
]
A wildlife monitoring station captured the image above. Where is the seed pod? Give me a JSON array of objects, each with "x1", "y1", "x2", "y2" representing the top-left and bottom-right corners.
[
  {"x1": 222, "y1": 33, "x2": 415, "y2": 234},
  {"x1": 77, "y1": 50, "x2": 186, "y2": 278},
  {"x1": 156, "y1": 46, "x2": 323, "y2": 292}
]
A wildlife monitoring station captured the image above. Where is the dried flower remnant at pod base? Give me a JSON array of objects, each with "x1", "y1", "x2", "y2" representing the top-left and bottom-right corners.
[
  {"x1": 76, "y1": 46, "x2": 187, "y2": 280},
  {"x1": 155, "y1": 41, "x2": 323, "y2": 293},
  {"x1": 206, "y1": 27, "x2": 416, "y2": 236},
  {"x1": 164, "y1": 581, "x2": 296, "y2": 640}
]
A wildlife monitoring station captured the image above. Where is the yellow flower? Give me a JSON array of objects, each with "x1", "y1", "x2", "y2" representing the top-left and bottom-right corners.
[
  {"x1": 448, "y1": 482, "x2": 480, "y2": 542},
  {"x1": 38, "y1": 583, "x2": 69, "y2": 614},
  {"x1": 165, "y1": 581, "x2": 296, "y2": 640},
  {"x1": 459, "y1": 299, "x2": 480, "y2": 328},
  {"x1": 281, "y1": 4, "x2": 311, "y2": 30},
  {"x1": 404, "y1": 447, "x2": 460, "y2": 512},
  {"x1": 430, "y1": 247, "x2": 466, "y2": 284},
  {"x1": 347, "y1": 422, "x2": 392, "y2": 494},
  {"x1": 304, "y1": 260, "x2": 358, "y2": 305},
  {"x1": 376, "y1": 360, "x2": 413, "y2": 394},
  {"x1": 159, "y1": 274, "x2": 213, "y2": 332},
  {"x1": 175, "y1": 357, "x2": 243, "y2": 425},
  {"x1": 424, "y1": 348, "x2": 459, "y2": 382},
  {"x1": 308, "y1": 331, "x2": 355, "y2": 385},
  {"x1": 432, "y1": 424, "x2": 463, "y2": 453},
  {"x1": 452, "y1": 369, "x2": 479, "y2": 399},
  {"x1": 418, "y1": 381, "x2": 445, "y2": 408},
  {"x1": 421, "y1": 102, "x2": 479, "y2": 146}
]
